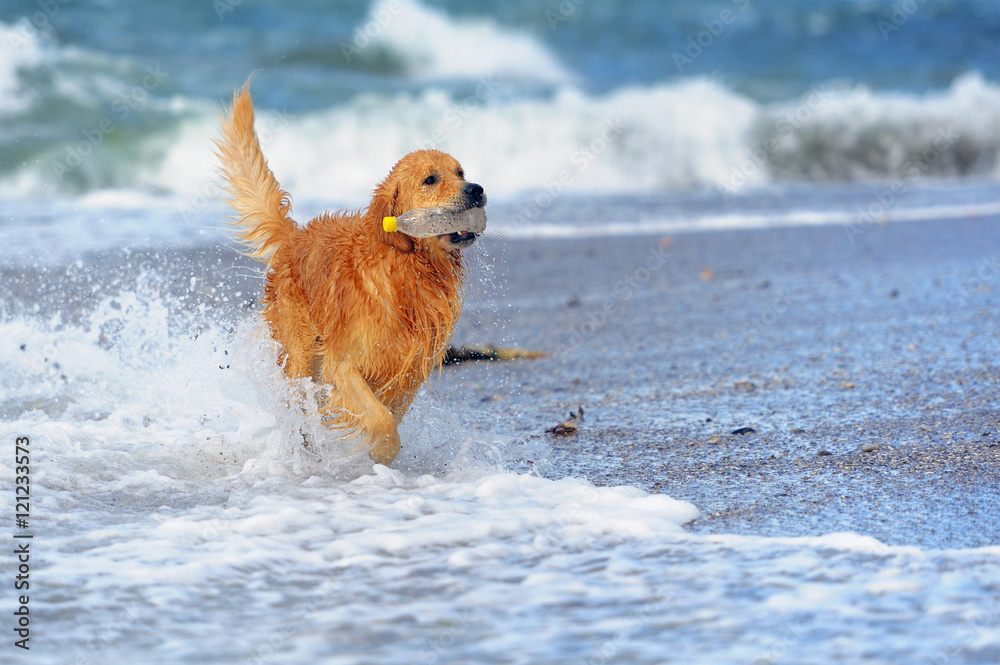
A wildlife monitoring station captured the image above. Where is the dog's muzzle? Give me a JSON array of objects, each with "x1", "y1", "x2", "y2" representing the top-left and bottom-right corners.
[{"x1": 443, "y1": 182, "x2": 486, "y2": 249}]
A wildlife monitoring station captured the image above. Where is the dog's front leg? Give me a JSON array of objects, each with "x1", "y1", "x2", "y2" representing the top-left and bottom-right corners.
[{"x1": 317, "y1": 361, "x2": 401, "y2": 465}]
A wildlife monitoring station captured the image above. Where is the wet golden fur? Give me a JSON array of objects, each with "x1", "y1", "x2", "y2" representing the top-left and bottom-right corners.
[{"x1": 216, "y1": 79, "x2": 482, "y2": 464}]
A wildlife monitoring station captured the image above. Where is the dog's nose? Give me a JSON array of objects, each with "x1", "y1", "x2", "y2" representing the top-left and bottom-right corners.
[{"x1": 463, "y1": 182, "x2": 486, "y2": 208}]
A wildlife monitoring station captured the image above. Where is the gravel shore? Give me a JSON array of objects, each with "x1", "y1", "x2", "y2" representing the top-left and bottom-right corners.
[{"x1": 439, "y1": 214, "x2": 1000, "y2": 549}]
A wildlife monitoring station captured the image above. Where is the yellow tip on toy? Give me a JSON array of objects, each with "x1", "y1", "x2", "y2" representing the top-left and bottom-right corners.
[{"x1": 382, "y1": 216, "x2": 397, "y2": 233}]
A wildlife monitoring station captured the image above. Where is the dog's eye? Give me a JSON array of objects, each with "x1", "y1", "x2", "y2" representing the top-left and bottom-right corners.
[
  {"x1": 456, "y1": 169, "x2": 464, "y2": 179},
  {"x1": 423, "y1": 174, "x2": 438, "y2": 186}
]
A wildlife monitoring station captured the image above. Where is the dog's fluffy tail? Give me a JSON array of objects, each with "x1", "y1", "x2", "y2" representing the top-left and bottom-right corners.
[{"x1": 216, "y1": 78, "x2": 295, "y2": 268}]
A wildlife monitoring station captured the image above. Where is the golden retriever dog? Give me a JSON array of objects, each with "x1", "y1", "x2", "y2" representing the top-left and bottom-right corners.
[{"x1": 216, "y1": 79, "x2": 486, "y2": 465}]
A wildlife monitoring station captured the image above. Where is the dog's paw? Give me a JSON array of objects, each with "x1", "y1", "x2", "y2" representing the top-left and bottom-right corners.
[{"x1": 367, "y1": 428, "x2": 401, "y2": 466}]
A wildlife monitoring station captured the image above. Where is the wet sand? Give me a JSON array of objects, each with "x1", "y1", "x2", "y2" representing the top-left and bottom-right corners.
[{"x1": 440, "y1": 214, "x2": 1000, "y2": 550}]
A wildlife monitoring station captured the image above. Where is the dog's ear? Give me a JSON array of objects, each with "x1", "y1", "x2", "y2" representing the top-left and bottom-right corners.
[{"x1": 370, "y1": 181, "x2": 414, "y2": 254}]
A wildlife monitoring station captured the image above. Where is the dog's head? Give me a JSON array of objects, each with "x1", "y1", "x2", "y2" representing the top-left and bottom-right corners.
[{"x1": 370, "y1": 149, "x2": 486, "y2": 254}]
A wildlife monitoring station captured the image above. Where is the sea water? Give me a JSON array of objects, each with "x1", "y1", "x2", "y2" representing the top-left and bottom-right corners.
[{"x1": 1, "y1": 0, "x2": 999, "y2": 662}]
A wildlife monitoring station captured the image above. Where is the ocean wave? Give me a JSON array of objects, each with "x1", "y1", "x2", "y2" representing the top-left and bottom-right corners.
[
  {"x1": 155, "y1": 73, "x2": 1000, "y2": 206},
  {"x1": 0, "y1": 20, "x2": 48, "y2": 114},
  {"x1": 748, "y1": 72, "x2": 1000, "y2": 185},
  {"x1": 350, "y1": 0, "x2": 575, "y2": 85},
  {"x1": 0, "y1": 18, "x2": 187, "y2": 197},
  {"x1": 150, "y1": 77, "x2": 759, "y2": 207},
  {"x1": 1, "y1": 10, "x2": 998, "y2": 204}
]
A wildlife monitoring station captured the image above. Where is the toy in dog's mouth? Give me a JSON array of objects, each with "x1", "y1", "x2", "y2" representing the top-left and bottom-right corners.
[{"x1": 383, "y1": 206, "x2": 486, "y2": 241}]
